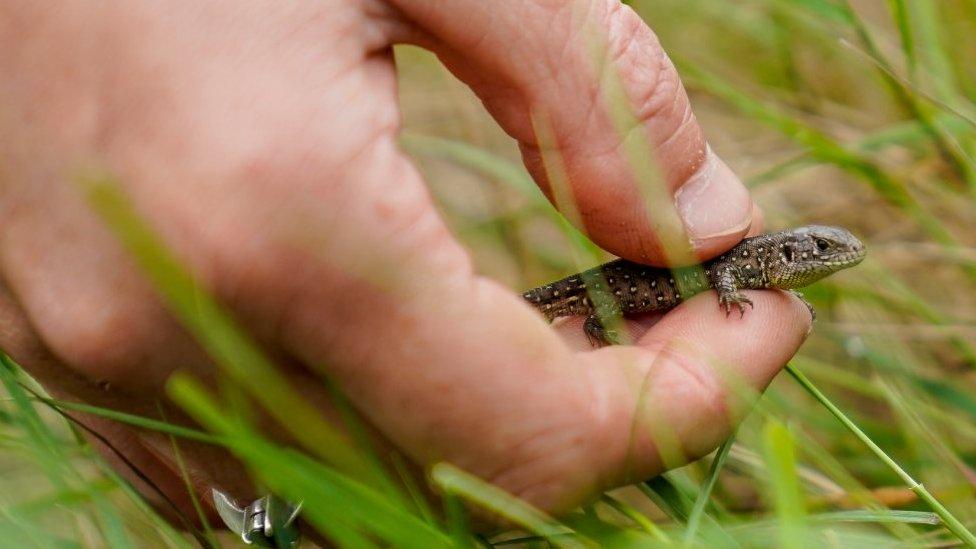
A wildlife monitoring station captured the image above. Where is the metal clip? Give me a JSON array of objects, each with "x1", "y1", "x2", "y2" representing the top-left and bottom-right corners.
[{"x1": 212, "y1": 489, "x2": 302, "y2": 548}]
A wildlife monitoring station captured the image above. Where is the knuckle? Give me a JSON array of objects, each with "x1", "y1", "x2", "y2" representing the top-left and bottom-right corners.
[
  {"x1": 238, "y1": 145, "x2": 465, "y2": 272},
  {"x1": 44, "y1": 291, "x2": 172, "y2": 389},
  {"x1": 484, "y1": 417, "x2": 602, "y2": 514},
  {"x1": 668, "y1": 348, "x2": 727, "y2": 411},
  {"x1": 199, "y1": 139, "x2": 472, "y2": 327}
]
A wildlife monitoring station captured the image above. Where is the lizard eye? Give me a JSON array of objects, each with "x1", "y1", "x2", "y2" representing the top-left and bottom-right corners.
[{"x1": 815, "y1": 238, "x2": 830, "y2": 252}]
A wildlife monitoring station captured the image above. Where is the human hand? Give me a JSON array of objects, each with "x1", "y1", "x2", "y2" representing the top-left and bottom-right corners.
[{"x1": 0, "y1": 0, "x2": 811, "y2": 521}]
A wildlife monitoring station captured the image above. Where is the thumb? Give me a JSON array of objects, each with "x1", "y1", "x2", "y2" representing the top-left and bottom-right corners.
[{"x1": 390, "y1": 0, "x2": 756, "y2": 264}]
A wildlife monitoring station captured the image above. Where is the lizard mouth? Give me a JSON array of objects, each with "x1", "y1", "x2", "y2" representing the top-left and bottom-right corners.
[{"x1": 822, "y1": 247, "x2": 866, "y2": 267}]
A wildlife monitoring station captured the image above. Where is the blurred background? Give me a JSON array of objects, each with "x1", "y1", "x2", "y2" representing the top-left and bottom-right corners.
[{"x1": 1, "y1": 0, "x2": 975, "y2": 546}]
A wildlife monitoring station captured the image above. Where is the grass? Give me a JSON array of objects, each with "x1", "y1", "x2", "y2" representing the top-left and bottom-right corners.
[{"x1": 2, "y1": 0, "x2": 976, "y2": 546}]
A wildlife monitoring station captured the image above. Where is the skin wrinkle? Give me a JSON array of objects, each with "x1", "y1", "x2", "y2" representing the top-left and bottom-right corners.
[
  {"x1": 525, "y1": 7, "x2": 668, "y2": 160},
  {"x1": 93, "y1": 8, "x2": 175, "y2": 158},
  {"x1": 614, "y1": 345, "x2": 664, "y2": 485},
  {"x1": 454, "y1": 14, "x2": 495, "y2": 66},
  {"x1": 626, "y1": 345, "x2": 723, "y2": 477},
  {"x1": 643, "y1": 43, "x2": 682, "y2": 122},
  {"x1": 501, "y1": 11, "x2": 714, "y2": 264},
  {"x1": 543, "y1": 2, "x2": 592, "y2": 116},
  {"x1": 527, "y1": 27, "x2": 593, "y2": 146},
  {"x1": 548, "y1": 118, "x2": 695, "y2": 263},
  {"x1": 482, "y1": 418, "x2": 580, "y2": 489},
  {"x1": 577, "y1": 356, "x2": 629, "y2": 483},
  {"x1": 213, "y1": 145, "x2": 429, "y2": 312},
  {"x1": 564, "y1": 76, "x2": 606, "y2": 155},
  {"x1": 602, "y1": 8, "x2": 682, "y2": 147},
  {"x1": 469, "y1": 9, "x2": 584, "y2": 145},
  {"x1": 584, "y1": 345, "x2": 665, "y2": 488},
  {"x1": 553, "y1": 103, "x2": 679, "y2": 200},
  {"x1": 476, "y1": 364, "x2": 598, "y2": 505},
  {"x1": 360, "y1": 0, "x2": 419, "y2": 49},
  {"x1": 655, "y1": 341, "x2": 732, "y2": 431},
  {"x1": 275, "y1": 5, "x2": 360, "y2": 55},
  {"x1": 652, "y1": 99, "x2": 701, "y2": 169},
  {"x1": 280, "y1": 256, "x2": 439, "y2": 383},
  {"x1": 492, "y1": 438, "x2": 595, "y2": 514},
  {"x1": 603, "y1": 5, "x2": 670, "y2": 124},
  {"x1": 402, "y1": 1, "x2": 528, "y2": 78}
]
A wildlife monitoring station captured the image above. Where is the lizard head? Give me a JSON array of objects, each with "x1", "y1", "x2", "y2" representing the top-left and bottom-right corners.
[{"x1": 768, "y1": 225, "x2": 866, "y2": 288}]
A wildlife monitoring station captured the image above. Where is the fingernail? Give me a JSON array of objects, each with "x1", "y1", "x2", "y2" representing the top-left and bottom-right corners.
[{"x1": 674, "y1": 148, "x2": 753, "y2": 245}]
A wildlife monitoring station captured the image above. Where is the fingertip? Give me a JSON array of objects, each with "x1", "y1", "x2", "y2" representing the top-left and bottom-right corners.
[
  {"x1": 579, "y1": 149, "x2": 758, "y2": 265},
  {"x1": 745, "y1": 203, "x2": 765, "y2": 237},
  {"x1": 578, "y1": 290, "x2": 811, "y2": 488},
  {"x1": 636, "y1": 289, "x2": 810, "y2": 388}
]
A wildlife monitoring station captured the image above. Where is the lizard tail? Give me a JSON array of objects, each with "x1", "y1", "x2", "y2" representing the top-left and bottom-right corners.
[{"x1": 521, "y1": 273, "x2": 589, "y2": 321}]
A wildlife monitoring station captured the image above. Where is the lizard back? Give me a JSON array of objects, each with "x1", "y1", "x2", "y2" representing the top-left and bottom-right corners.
[{"x1": 522, "y1": 259, "x2": 711, "y2": 320}]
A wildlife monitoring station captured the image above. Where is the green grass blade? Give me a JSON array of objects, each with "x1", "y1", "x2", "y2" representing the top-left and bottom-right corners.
[
  {"x1": 158, "y1": 405, "x2": 217, "y2": 547},
  {"x1": 885, "y1": 0, "x2": 915, "y2": 78},
  {"x1": 169, "y1": 375, "x2": 450, "y2": 549},
  {"x1": 443, "y1": 491, "x2": 474, "y2": 548},
  {"x1": 836, "y1": 0, "x2": 975, "y2": 188},
  {"x1": 430, "y1": 463, "x2": 592, "y2": 549},
  {"x1": 598, "y1": 494, "x2": 670, "y2": 543},
  {"x1": 762, "y1": 420, "x2": 807, "y2": 549},
  {"x1": 400, "y1": 132, "x2": 547, "y2": 208},
  {"x1": 787, "y1": 364, "x2": 976, "y2": 546},
  {"x1": 639, "y1": 476, "x2": 689, "y2": 523},
  {"x1": 92, "y1": 496, "x2": 135, "y2": 549},
  {"x1": 0, "y1": 354, "x2": 70, "y2": 488},
  {"x1": 676, "y1": 60, "x2": 954, "y2": 245},
  {"x1": 684, "y1": 433, "x2": 737, "y2": 544},
  {"x1": 34, "y1": 397, "x2": 218, "y2": 444}
]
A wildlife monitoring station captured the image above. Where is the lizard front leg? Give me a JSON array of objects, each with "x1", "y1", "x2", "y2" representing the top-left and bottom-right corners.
[
  {"x1": 708, "y1": 262, "x2": 753, "y2": 317},
  {"x1": 788, "y1": 289, "x2": 816, "y2": 321}
]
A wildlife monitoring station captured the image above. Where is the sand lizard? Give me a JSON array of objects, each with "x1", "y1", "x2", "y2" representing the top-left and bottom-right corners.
[{"x1": 522, "y1": 225, "x2": 865, "y2": 345}]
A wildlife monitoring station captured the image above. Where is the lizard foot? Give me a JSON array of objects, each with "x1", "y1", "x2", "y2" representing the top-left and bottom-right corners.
[
  {"x1": 788, "y1": 289, "x2": 816, "y2": 322},
  {"x1": 584, "y1": 314, "x2": 619, "y2": 347},
  {"x1": 719, "y1": 292, "x2": 753, "y2": 318}
]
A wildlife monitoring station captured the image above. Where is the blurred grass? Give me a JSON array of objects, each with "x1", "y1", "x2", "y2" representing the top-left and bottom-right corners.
[{"x1": 2, "y1": 0, "x2": 976, "y2": 546}]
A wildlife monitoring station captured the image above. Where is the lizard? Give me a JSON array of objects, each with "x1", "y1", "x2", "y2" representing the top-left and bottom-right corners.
[{"x1": 522, "y1": 225, "x2": 865, "y2": 345}]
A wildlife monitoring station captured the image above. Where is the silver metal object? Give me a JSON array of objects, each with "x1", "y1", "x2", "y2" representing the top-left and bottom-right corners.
[{"x1": 212, "y1": 489, "x2": 302, "y2": 547}]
